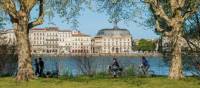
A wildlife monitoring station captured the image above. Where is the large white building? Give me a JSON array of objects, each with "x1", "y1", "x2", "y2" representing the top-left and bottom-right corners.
[
  {"x1": 92, "y1": 27, "x2": 133, "y2": 54},
  {"x1": 29, "y1": 27, "x2": 73, "y2": 55},
  {"x1": 2, "y1": 27, "x2": 91, "y2": 55},
  {"x1": 70, "y1": 31, "x2": 92, "y2": 54}
]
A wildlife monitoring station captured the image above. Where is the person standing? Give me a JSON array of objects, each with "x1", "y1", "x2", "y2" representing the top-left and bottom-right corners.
[
  {"x1": 34, "y1": 58, "x2": 39, "y2": 76},
  {"x1": 39, "y1": 57, "x2": 44, "y2": 77}
]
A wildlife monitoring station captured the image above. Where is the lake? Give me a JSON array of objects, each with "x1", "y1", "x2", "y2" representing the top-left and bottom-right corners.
[{"x1": 32, "y1": 56, "x2": 193, "y2": 76}]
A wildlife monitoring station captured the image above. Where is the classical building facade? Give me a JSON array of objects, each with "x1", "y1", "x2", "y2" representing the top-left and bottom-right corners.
[
  {"x1": 1, "y1": 27, "x2": 133, "y2": 55},
  {"x1": 29, "y1": 27, "x2": 73, "y2": 55},
  {"x1": 2, "y1": 27, "x2": 86, "y2": 55},
  {"x1": 92, "y1": 27, "x2": 133, "y2": 54},
  {"x1": 70, "y1": 31, "x2": 92, "y2": 54}
]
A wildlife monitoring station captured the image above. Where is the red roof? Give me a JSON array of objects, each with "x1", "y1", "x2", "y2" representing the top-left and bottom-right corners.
[{"x1": 32, "y1": 28, "x2": 47, "y2": 30}]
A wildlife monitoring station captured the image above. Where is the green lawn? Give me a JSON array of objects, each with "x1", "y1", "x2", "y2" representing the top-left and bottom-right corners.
[{"x1": 0, "y1": 76, "x2": 200, "y2": 88}]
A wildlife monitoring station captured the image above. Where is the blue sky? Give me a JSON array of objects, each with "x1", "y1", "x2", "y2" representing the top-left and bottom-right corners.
[{"x1": 5, "y1": 6, "x2": 159, "y2": 39}]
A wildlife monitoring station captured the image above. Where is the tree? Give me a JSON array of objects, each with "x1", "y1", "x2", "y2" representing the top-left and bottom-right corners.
[
  {"x1": 143, "y1": 0, "x2": 200, "y2": 79},
  {"x1": 136, "y1": 39, "x2": 156, "y2": 51},
  {"x1": 0, "y1": 0, "x2": 44, "y2": 80},
  {"x1": 0, "y1": 0, "x2": 85, "y2": 80}
]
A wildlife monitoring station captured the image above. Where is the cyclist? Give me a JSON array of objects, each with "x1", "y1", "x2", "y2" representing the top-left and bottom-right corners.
[
  {"x1": 141, "y1": 56, "x2": 150, "y2": 75},
  {"x1": 109, "y1": 58, "x2": 122, "y2": 78}
]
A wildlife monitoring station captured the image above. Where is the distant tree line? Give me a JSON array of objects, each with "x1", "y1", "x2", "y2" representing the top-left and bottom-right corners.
[{"x1": 133, "y1": 39, "x2": 156, "y2": 52}]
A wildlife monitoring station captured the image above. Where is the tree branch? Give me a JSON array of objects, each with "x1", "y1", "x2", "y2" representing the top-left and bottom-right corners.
[
  {"x1": 0, "y1": 0, "x2": 17, "y2": 19},
  {"x1": 146, "y1": 0, "x2": 171, "y2": 24},
  {"x1": 184, "y1": 8, "x2": 198, "y2": 19},
  {"x1": 183, "y1": 1, "x2": 200, "y2": 19},
  {"x1": 164, "y1": 31, "x2": 173, "y2": 37},
  {"x1": 155, "y1": 20, "x2": 165, "y2": 33},
  {"x1": 179, "y1": 0, "x2": 186, "y2": 8},
  {"x1": 155, "y1": 19, "x2": 172, "y2": 36},
  {"x1": 28, "y1": 0, "x2": 45, "y2": 29},
  {"x1": 19, "y1": 0, "x2": 37, "y2": 12},
  {"x1": 170, "y1": 0, "x2": 185, "y2": 13},
  {"x1": 184, "y1": 36, "x2": 200, "y2": 51}
]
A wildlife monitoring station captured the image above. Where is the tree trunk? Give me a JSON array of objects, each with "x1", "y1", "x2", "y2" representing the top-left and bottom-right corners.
[
  {"x1": 14, "y1": 14, "x2": 34, "y2": 81},
  {"x1": 169, "y1": 24, "x2": 184, "y2": 80}
]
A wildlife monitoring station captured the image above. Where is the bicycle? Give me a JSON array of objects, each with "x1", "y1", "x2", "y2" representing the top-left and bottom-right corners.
[
  {"x1": 136, "y1": 64, "x2": 155, "y2": 77},
  {"x1": 108, "y1": 65, "x2": 123, "y2": 78}
]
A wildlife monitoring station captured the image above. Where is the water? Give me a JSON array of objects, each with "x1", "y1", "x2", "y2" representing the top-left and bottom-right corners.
[{"x1": 32, "y1": 56, "x2": 192, "y2": 76}]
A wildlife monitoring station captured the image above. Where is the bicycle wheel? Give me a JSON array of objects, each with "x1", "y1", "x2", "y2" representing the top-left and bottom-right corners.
[{"x1": 147, "y1": 70, "x2": 155, "y2": 77}]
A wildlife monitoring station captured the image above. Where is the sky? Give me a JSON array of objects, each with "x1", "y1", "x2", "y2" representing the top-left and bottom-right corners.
[{"x1": 4, "y1": 6, "x2": 159, "y2": 40}]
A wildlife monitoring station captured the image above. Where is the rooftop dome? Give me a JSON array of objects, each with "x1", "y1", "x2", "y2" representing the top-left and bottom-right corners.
[{"x1": 97, "y1": 27, "x2": 131, "y2": 36}]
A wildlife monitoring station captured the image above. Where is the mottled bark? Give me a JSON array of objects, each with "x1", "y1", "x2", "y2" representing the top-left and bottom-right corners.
[
  {"x1": 14, "y1": 14, "x2": 34, "y2": 81},
  {"x1": 169, "y1": 23, "x2": 184, "y2": 79}
]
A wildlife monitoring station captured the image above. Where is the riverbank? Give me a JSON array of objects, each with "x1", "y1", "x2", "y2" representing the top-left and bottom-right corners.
[
  {"x1": 0, "y1": 76, "x2": 199, "y2": 88},
  {"x1": 33, "y1": 52, "x2": 162, "y2": 57}
]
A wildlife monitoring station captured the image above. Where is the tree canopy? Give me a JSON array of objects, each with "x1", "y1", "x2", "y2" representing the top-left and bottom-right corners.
[
  {"x1": 95, "y1": 0, "x2": 138, "y2": 25},
  {"x1": 136, "y1": 39, "x2": 156, "y2": 51},
  {"x1": 0, "y1": 0, "x2": 86, "y2": 29}
]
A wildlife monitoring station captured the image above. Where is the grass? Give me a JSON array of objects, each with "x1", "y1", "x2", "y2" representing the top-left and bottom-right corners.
[{"x1": 0, "y1": 76, "x2": 200, "y2": 88}]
